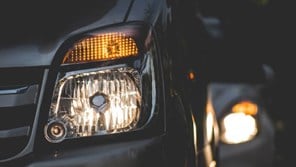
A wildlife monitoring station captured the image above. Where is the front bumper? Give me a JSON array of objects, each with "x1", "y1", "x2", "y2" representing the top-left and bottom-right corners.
[
  {"x1": 25, "y1": 136, "x2": 165, "y2": 167},
  {"x1": 219, "y1": 111, "x2": 275, "y2": 167}
]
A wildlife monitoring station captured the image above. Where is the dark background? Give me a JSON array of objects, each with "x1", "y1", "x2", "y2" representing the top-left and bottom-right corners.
[{"x1": 198, "y1": 0, "x2": 295, "y2": 165}]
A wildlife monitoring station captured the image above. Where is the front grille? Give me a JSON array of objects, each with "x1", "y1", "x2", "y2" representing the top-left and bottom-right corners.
[
  {"x1": 0, "y1": 136, "x2": 28, "y2": 160},
  {"x1": 0, "y1": 105, "x2": 35, "y2": 160},
  {"x1": 0, "y1": 67, "x2": 44, "y2": 161}
]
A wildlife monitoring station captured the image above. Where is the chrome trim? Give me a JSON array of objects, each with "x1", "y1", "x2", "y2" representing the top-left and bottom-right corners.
[
  {"x1": 0, "y1": 69, "x2": 48, "y2": 163},
  {"x1": 0, "y1": 86, "x2": 28, "y2": 95},
  {"x1": 63, "y1": 64, "x2": 126, "y2": 78},
  {"x1": 0, "y1": 126, "x2": 30, "y2": 138},
  {"x1": 0, "y1": 85, "x2": 39, "y2": 108}
]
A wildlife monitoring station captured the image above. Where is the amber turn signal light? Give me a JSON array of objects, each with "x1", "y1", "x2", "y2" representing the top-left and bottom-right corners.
[
  {"x1": 63, "y1": 32, "x2": 138, "y2": 64},
  {"x1": 231, "y1": 101, "x2": 258, "y2": 116}
]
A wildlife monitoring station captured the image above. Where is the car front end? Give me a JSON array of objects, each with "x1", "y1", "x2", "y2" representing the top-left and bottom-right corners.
[
  {"x1": 0, "y1": 1, "x2": 220, "y2": 167},
  {"x1": 208, "y1": 71, "x2": 275, "y2": 167}
]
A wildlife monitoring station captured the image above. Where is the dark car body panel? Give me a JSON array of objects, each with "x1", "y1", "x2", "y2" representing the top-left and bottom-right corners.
[
  {"x1": 126, "y1": 0, "x2": 165, "y2": 25},
  {"x1": 0, "y1": 1, "x2": 131, "y2": 68},
  {"x1": 26, "y1": 136, "x2": 166, "y2": 167}
]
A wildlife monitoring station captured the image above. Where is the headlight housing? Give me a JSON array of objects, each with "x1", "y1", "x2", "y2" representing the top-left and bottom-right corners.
[{"x1": 44, "y1": 24, "x2": 159, "y2": 143}]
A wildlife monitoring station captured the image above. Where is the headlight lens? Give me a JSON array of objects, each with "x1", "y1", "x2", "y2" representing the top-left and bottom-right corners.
[
  {"x1": 45, "y1": 67, "x2": 142, "y2": 143},
  {"x1": 220, "y1": 101, "x2": 259, "y2": 144}
]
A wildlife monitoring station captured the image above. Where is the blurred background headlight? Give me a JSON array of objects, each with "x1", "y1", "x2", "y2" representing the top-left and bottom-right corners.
[{"x1": 220, "y1": 101, "x2": 259, "y2": 144}]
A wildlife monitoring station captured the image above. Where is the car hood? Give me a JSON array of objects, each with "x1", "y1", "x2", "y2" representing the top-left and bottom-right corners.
[{"x1": 0, "y1": 0, "x2": 132, "y2": 68}]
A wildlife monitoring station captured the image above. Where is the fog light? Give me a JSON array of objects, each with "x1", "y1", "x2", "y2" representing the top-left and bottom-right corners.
[{"x1": 45, "y1": 121, "x2": 67, "y2": 143}]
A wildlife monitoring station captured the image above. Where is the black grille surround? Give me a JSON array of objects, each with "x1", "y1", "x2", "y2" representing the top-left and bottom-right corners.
[{"x1": 0, "y1": 67, "x2": 45, "y2": 162}]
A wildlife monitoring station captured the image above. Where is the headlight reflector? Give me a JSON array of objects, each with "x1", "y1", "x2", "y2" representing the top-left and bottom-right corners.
[{"x1": 45, "y1": 67, "x2": 141, "y2": 143}]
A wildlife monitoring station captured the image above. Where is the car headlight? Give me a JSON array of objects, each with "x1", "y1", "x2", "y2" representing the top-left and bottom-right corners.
[
  {"x1": 44, "y1": 24, "x2": 158, "y2": 143},
  {"x1": 220, "y1": 100, "x2": 259, "y2": 144}
]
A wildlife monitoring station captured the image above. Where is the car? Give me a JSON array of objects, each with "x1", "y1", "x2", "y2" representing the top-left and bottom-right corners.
[
  {"x1": 197, "y1": 0, "x2": 276, "y2": 166},
  {"x1": 0, "y1": 1, "x2": 270, "y2": 167},
  {"x1": 207, "y1": 65, "x2": 276, "y2": 167},
  {"x1": 1, "y1": 1, "x2": 220, "y2": 167}
]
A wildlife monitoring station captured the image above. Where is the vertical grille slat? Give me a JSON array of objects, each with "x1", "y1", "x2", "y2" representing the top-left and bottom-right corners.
[{"x1": 0, "y1": 67, "x2": 44, "y2": 161}]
